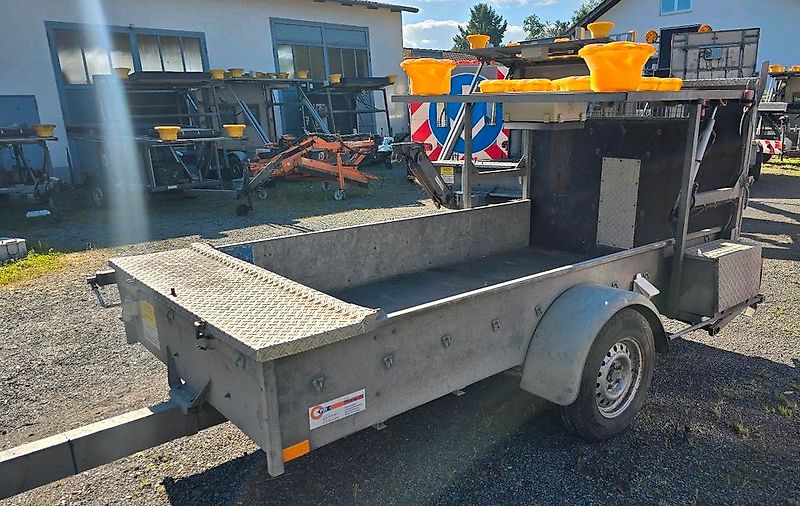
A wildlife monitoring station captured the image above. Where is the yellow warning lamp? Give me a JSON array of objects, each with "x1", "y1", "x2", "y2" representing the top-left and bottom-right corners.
[
  {"x1": 698, "y1": 24, "x2": 713, "y2": 33},
  {"x1": 645, "y1": 30, "x2": 658, "y2": 44}
]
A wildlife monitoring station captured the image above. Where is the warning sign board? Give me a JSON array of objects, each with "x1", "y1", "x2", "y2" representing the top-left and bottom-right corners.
[{"x1": 309, "y1": 389, "x2": 366, "y2": 430}]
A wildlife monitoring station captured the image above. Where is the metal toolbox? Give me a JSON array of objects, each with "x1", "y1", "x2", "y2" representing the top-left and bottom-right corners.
[{"x1": 678, "y1": 239, "x2": 762, "y2": 318}]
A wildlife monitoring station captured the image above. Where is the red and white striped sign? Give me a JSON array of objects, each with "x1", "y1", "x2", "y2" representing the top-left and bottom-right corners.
[
  {"x1": 410, "y1": 63, "x2": 509, "y2": 161},
  {"x1": 755, "y1": 139, "x2": 782, "y2": 154}
]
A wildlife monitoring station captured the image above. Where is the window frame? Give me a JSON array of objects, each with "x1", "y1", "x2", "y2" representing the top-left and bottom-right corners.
[
  {"x1": 45, "y1": 21, "x2": 209, "y2": 88},
  {"x1": 270, "y1": 18, "x2": 372, "y2": 81},
  {"x1": 660, "y1": 0, "x2": 692, "y2": 16}
]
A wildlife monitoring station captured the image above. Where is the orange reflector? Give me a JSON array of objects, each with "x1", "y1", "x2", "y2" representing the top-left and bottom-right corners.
[{"x1": 282, "y1": 440, "x2": 311, "y2": 462}]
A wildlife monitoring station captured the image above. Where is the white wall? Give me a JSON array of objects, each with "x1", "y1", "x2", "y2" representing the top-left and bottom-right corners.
[
  {"x1": 600, "y1": 0, "x2": 799, "y2": 70},
  {"x1": 0, "y1": 0, "x2": 410, "y2": 178}
]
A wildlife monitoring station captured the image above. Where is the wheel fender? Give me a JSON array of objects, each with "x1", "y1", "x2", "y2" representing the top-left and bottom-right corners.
[{"x1": 520, "y1": 283, "x2": 667, "y2": 406}]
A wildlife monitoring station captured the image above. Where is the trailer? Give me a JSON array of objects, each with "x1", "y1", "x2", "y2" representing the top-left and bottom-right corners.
[
  {"x1": 67, "y1": 72, "x2": 236, "y2": 207},
  {"x1": 0, "y1": 83, "x2": 765, "y2": 499},
  {"x1": 755, "y1": 69, "x2": 800, "y2": 168},
  {"x1": 0, "y1": 129, "x2": 62, "y2": 219}
]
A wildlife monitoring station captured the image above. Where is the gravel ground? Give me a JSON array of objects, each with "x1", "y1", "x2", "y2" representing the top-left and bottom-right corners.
[{"x1": 1, "y1": 165, "x2": 798, "y2": 505}]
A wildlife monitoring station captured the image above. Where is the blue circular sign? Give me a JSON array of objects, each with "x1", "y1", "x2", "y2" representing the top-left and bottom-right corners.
[{"x1": 428, "y1": 72, "x2": 504, "y2": 155}]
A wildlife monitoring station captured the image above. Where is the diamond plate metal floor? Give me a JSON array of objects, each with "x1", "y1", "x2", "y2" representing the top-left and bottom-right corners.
[{"x1": 110, "y1": 243, "x2": 380, "y2": 362}]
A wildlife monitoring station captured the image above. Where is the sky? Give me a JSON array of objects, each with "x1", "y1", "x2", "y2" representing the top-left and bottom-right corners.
[{"x1": 402, "y1": 0, "x2": 591, "y2": 49}]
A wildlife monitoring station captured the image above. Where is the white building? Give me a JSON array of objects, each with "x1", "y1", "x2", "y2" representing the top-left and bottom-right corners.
[
  {"x1": 574, "y1": 0, "x2": 798, "y2": 73},
  {"x1": 0, "y1": 0, "x2": 416, "y2": 181}
]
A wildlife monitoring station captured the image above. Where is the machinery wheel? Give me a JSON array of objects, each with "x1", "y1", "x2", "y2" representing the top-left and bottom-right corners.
[
  {"x1": 235, "y1": 203, "x2": 251, "y2": 216},
  {"x1": 88, "y1": 179, "x2": 107, "y2": 208},
  {"x1": 256, "y1": 187, "x2": 269, "y2": 200},
  {"x1": 334, "y1": 189, "x2": 346, "y2": 201},
  {"x1": 559, "y1": 308, "x2": 655, "y2": 441},
  {"x1": 322, "y1": 181, "x2": 331, "y2": 191},
  {"x1": 226, "y1": 155, "x2": 246, "y2": 180}
]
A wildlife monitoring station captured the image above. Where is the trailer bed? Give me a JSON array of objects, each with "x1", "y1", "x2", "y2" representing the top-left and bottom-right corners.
[{"x1": 333, "y1": 247, "x2": 587, "y2": 314}]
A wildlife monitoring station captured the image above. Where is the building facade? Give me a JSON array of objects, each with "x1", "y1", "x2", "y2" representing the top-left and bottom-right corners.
[
  {"x1": 0, "y1": 0, "x2": 415, "y2": 180},
  {"x1": 577, "y1": 0, "x2": 798, "y2": 74}
]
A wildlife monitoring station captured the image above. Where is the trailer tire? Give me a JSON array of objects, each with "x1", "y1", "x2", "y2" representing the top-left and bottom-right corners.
[
  {"x1": 87, "y1": 177, "x2": 107, "y2": 208},
  {"x1": 559, "y1": 308, "x2": 655, "y2": 441},
  {"x1": 750, "y1": 149, "x2": 763, "y2": 182}
]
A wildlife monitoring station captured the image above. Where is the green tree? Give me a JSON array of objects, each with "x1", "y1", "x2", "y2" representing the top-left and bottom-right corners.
[
  {"x1": 522, "y1": 0, "x2": 603, "y2": 40},
  {"x1": 571, "y1": 0, "x2": 602, "y2": 26},
  {"x1": 522, "y1": 15, "x2": 571, "y2": 39},
  {"x1": 452, "y1": 3, "x2": 508, "y2": 50},
  {"x1": 522, "y1": 14, "x2": 548, "y2": 39}
]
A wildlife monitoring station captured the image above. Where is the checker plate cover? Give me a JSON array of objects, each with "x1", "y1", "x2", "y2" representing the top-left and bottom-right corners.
[{"x1": 110, "y1": 243, "x2": 380, "y2": 362}]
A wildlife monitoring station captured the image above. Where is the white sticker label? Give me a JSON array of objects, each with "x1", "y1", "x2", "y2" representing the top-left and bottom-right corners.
[
  {"x1": 309, "y1": 389, "x2": 366, "y2": 430},
  {"x1": 139, "y1": 300, "x2": 160, "y2": 349}
]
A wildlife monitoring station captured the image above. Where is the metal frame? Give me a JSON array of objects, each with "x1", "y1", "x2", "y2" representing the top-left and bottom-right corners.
[
  {"x1": 305, "y1": 81, "x2": 393, "y2": 135},
  {"x1": 394, "y1": 87, "x2": 756, "y2": 319},
  {"x1": 757, "y1": 70, "x2": 800, "y2": 159},
  {"x1": 0, "y1": 136, "x2": 60, "y2": 215},
  {"x1": 69, "y1": 75, "x2": 230, "y2": 193}
]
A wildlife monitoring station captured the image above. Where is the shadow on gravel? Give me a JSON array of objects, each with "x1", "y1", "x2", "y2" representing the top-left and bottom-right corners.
[
  {"x1": 162, "y1": 342, "x2": 800, "y2": 506},
  {"x1": 742, "y1": 210, "x2": 799, "y2": 261},
  {"x1": 750, "y1": 172, "x2": 800, "y2": 200},
  {"x1": 0, "y1": 164, "x2": 426, "y2": 252},
  {"x1": 741, "y1": 219, "x2": 799, "y2": 261}
]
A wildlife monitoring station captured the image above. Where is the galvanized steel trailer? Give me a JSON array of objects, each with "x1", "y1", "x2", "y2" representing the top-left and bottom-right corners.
[{"x1": 0, "y1": 86, "x2": 765, "y2": 499}]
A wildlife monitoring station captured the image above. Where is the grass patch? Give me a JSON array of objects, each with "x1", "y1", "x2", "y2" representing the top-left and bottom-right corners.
[
  {"x1": 766, "y1": 394, "x2": 798, "y2": 420},
  {"x1": 763, "y1": 158, "x2": 800, "y2": 176},
  {"x1": 0, "y1": 250, "x2": 65, "y2": 286},
  {"x1": 732, "y1": 420, "x2": 750, "y2": 438}
]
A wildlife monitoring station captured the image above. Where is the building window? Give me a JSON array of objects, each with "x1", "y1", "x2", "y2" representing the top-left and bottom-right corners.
[
  {"x1": 137, "y1": 33, "x2": 203, "y2": 72},
  {"x1": 276, "y1": 45, "x2": 369, "y2": 80},
  {"x1": 661, "y1": 0, "x2": 691, "y2": 15},
  {"x1": 50, "y1": 24, "x2": 206, "y2": 85}
]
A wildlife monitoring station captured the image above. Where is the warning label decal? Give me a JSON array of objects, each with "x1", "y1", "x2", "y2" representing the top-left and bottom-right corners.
[
  {"x1": 139, "y1": 300, "x2": 160, "y2": 349},
  {"x1": 309, "y1": 389, "x2": 366, "y2": 430}
]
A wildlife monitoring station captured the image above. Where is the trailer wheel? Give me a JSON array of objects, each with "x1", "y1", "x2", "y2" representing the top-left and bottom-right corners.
[
  {"x1": 334, "y1": 189, "x2": 346, "y2": 201},
  {"x1": 88, "y1": 178, "x2": 107, "y2": 208},
  {"x1": 559, "y1": 308, "x2": 655, "y2": 440},
  {"x1": 225, "y1": 155, "x2": 246, "y2": 180}
]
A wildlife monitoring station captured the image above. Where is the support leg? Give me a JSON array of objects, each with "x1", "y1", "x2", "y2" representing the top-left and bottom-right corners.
[
  {"x1": 461, "y1": 103, "x2": 474, "y2": 209},
  {"x1": 256, "y1": 361, "x2": 285, "y2": 477}
]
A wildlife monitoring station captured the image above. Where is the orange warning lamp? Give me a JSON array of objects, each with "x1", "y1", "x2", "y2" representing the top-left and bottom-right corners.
[
  {"x1": 645, "y1": 30, "x2": 658, "y2": 44},
  {"x1": 698, "y1": 24, "x2": 713, "y2": 33}
]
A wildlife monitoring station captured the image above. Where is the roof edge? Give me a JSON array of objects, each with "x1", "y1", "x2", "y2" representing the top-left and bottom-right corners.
[{"x1": 311, "y1": 0, "x2": 419, "y2": 13}]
